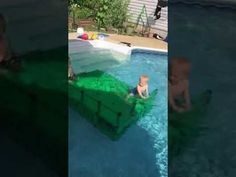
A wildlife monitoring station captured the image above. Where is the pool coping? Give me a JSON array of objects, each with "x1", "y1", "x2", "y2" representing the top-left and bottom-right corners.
[
  {"x1": 131, "y1": 46, "x2": 167, "y2": 53},
  {"x1": 69, "y1": 32, "x2": 167, "y2": 50}
]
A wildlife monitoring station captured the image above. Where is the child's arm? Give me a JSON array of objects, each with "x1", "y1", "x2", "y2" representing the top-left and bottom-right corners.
[
  {"x1": 183, "y1": 80, "x2": 191, "y2": 110},
  {"x1": 168, "y1": 86, "x2": 185, "y2": 112},
  {"x1": 137, "y1": 85, "x2": 146, "y2": 99}
]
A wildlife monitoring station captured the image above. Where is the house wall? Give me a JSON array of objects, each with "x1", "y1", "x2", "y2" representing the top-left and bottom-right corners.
[
  {"x1": 128, "y1": 0, "x2": 168, "y2": 38},
  {"x1": 0, "y1": 0, "x2": 67, "y2": 54}
]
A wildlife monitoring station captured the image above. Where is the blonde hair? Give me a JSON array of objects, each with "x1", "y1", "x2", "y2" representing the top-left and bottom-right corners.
[
  {"x1": 139, "y1": 75, "x2": 149, "y2": 83},
  {"x1": 140, "y1": 74, "x2": 149, "y2": 79},
  {"x1": 170, "y1": 57, "x2": 190, "y2": 66}
]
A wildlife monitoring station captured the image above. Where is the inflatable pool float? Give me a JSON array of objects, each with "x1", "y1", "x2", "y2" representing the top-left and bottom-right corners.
[
  {"x1": 69, "y1": 70, "x2": 157, "y2": 140},
  {"x1": 78, "y1": 33, "x2": 89, "y2": 40},
  {"x1": 77, "y1": 27, "x2": 84, "y2": 36},
  {"x1": 90, "y1": 33, "x2": 98, "y2": 40},
  {"x1": 98, "y1": 33, "x2": 109, "y2": 37},
  {"x1": 169, "y1": 90, "x2": 212, "y2": 160},
  {"x1": 97, "y1": 33, "x2": 109, "y2": 40}
]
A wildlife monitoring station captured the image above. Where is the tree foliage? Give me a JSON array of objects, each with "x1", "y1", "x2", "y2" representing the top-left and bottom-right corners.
[{"x1": 69, "y1": 0, "x2": 130, "y2": 30}]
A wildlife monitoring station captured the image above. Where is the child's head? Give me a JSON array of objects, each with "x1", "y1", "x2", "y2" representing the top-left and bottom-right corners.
[
  {"x1": 169, "y1": 57, "x2": 191, "y2": 83},
  {"x1": 139, "y1": 75, "x2": 149, "y2": 86},
  {"x1": 0, "y1": 13, "x2": 6, "y2": 34}
]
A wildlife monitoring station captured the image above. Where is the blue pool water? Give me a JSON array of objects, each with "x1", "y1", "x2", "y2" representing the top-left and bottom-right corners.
[
  {"x1": 106, "y1": 50, "x2": 168, "y2": 177},
  {"x1": 69, "y1": 48, "x2": 167, "y2": 177}
]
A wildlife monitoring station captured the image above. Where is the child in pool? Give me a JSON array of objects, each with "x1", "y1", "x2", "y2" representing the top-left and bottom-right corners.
[
  {"x1": 169, "y1": 57, "x2": 192, "y2": 113},
  {"x1": 130, "y1": 75, "x2": 149, "y2": 99}
]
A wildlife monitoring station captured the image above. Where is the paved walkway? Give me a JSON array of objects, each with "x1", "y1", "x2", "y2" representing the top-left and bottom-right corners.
[{"x1": 69, "y1": 32, "x2": 167, "y2": 50}]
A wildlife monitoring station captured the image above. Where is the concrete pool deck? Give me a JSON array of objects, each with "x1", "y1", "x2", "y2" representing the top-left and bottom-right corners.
[{"x1": 68, "y1": 32, "x2": 167, "y2": 50}]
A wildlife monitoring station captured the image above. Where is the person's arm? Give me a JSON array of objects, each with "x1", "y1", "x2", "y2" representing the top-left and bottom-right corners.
[
  {"x1": 137, "y1": 85, "x2": 146, "y2": 99},
  {"x1": 168, "y1": 85, "x2": 184, "y2": 112},
  {"x1": 183, "y1": 80, "x2": 191, "y2": 110}
]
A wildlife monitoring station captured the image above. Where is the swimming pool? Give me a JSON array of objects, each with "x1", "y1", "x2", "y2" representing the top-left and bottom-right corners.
[
  {"x1": 169, "y1": 3, "x2": 236, "y2": 176},
  {"x1": 69, "y1": 44, "x2": 167, "y2": 177}
]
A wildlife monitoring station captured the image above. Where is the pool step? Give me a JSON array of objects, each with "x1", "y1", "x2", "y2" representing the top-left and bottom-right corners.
[
  {"x1": 71, "y1": 54, "x2": 112, "y2": 66},
  {"x1": 71, "y1": 52, "x2": 121, "y2": 73},
  {"x1": 70, "y1": 49, "x2": 112, "y2": 58},
  {"x1": 72, "y1": 58, "x2": 120, "y2": 73},
  {"x1": 69, "y1": 41, "x2": 100, "y2": 54},
  {"x1": 69, "y1": 47, "x2": 129, "y2": 73},
  {"x1": 70, "y1": 49, "x2": 128, "y2": 62}
]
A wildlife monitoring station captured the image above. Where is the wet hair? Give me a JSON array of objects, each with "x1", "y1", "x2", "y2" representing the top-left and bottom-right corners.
[
  {"x1": 169, "y1": 57, "x2": 191, "y2": 78},
  {"x1": 170, "y1": 56, "x2": 190, "y2": 67},
  {"x1": 0, "y1": 13, "x2": 6, "y2": 33}
]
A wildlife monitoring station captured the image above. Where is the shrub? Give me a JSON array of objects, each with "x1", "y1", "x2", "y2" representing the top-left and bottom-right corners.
[{"x1": 69, "y1": 0, "x2": 130, "y2": 31}]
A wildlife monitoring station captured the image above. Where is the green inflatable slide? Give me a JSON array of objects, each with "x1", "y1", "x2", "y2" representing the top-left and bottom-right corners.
[{"x1": 69, "y1": 70, "x2": 157, "y2": 140}]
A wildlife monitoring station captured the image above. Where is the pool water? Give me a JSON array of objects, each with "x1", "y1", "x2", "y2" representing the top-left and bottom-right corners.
[
  {"x1": 106, "y1": 50, "x2": 168, "y2": 177},
  {"x1": 69, "y1": 48, "x2": 167, "y2": 177},
  {"x1": 169, "y1": 3, "x2": 236, "y2": 176}
]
